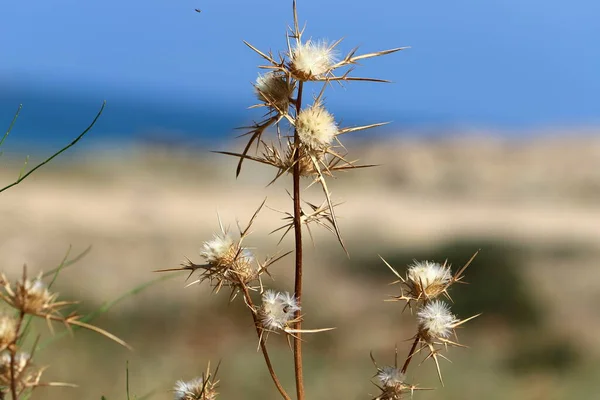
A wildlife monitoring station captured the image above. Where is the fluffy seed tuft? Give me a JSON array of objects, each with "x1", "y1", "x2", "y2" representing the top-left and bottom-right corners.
[
  {"x1": 259, "y1": 290, "x2": 300, "y2": 331},
  {"x1": 296, "y1": 103, "x2": 337, "y2": 152},
  {"x1": 174, "y1": 377, "x2": 217, "y2": 400},
  {"x1": 417, "y1": 300, "x2": 457, "y2": 341},
  {"x1": 255, "y1": 72, "x2": 293, "y2": 112},
  {"x1": 201, "y1": 234, "x2": 236, "y2": 266},
  {"x1": 377, "y1": 366, "x2": 405, "y2": 388},
  {"x1": 407, "y1": 261, "x2": 451, "y2": 299},
  {"x1": 0, "y1": 351, "x2": 40, "y2": 392},
  {"x1": 290, "y1": 40, "x2": 336, "y2": 80},
  {"x1": 0, "y1": 314, "x2": 17, "y2": 351}
]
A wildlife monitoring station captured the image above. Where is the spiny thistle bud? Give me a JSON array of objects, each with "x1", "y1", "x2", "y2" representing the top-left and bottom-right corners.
[
  {"x1": 377, "y1": 366, "x2": 405, "y2": 388},
  {"x1": 406, "y1": 261, "x2": 451, "y2": 300},
  {"x1": 1, "y1": 273, "x2": 61, "y2": 316},
  {"x1": 201, "y1": 233, "x2": 237, "y2": 266},
  {"x1": 371, "y1": 357, "x2": 421, "y2": 400},
  {"x1": 18, "y1": 277, "x2": 54, "y2": 314},
  {"x1": 255, "y1": 72, "x2": 293, "y2": 112},
  {"x1": 416, "y1": 300, "x2": 457, "y2": 342},
  {"x1": 173, "y1": 377, "x2": 217, "y2": 400},
  {"x1": 0, "y1": 351, "x2": 40, "y2": 391},
  {"x1": 296, "y1": 102, "x2": 337, "y2": 153},
  {"x1": 290, "y1": 40, "x2": 336, "y2": 80},
  {"x1": 0, "y1": 314, "x2": 17, "y2": 351},
  {"x1": 259, "y1": 290, "x2": 300, "y2": 331},
  {"x1": 199, "y1": 232, "x2": 257, "y2": 287}
]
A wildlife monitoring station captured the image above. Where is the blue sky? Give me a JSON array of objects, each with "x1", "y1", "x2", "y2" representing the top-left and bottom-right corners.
[{"x1": 2, "y1": 0, "x2": 599, "y2": 131}]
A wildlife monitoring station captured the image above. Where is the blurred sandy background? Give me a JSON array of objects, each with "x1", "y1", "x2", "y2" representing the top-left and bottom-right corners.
[{"x1": 1, "y1": 133, "x2": 600, "y2": 399}]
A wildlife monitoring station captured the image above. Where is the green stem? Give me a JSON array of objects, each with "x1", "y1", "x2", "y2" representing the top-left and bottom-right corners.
[{"x1": 0, "y1": 102, "x2": 105, "y2": 194}]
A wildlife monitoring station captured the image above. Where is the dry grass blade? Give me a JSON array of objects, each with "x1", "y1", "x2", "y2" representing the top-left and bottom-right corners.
[{"x1": 60, "y1": 318, "x2": 132, "y2": 350}]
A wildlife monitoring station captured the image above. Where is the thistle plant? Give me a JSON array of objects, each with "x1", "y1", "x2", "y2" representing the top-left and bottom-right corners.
[
  {"x1": 0, "y1": 264, "x2": 129, "y2": 399},
  {"x1": 1, "y1": 102, "x2": 153, "y2": 399},
  {"x1": 164, "y1": 2, "x2": 479, "y2": 399}
]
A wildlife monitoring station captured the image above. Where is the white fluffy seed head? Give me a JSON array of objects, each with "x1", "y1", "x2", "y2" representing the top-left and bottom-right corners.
[
  {"x1": 200, "y1": 233, "x2": 235, "y2": 265},
  {"x1": 291, "y1": 40, "x2": 336, "y2": 80},
  {"x1": 417, "y1": 300, "x2": 458, "y2": 341},
  {"x1": 174, "y1": 377, "x2": 215, "y2": 400},
  {"x1": 0, "y1": 351, "x2": 30, "y2": 377},
  {"x1": 296, "y1": 103, "x2": 337, "y2": 152},
  {"x1": 255, "y1": 72, "x2": 293, "y2": 111},
  {"x1": 0, "y1": 314, "x2": 17, "y2": 351},
  {"x1": 407, "y1": 261, "x2": 451, "y2": 298},
  {"x1": 377, "y1": 366, "x2": 405, "y2": 387},
  {"x1": 15, "y1": 274, "x2": 55, "y2": 314},
  {"x1": 260, "y1": 290, "x2": 300, "y2": 331}
]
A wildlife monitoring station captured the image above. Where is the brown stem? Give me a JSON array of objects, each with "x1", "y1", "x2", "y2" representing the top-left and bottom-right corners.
[
  {"x1": 401, "y1": 336, "x2": 420, "y2": 374},
  {"x1": 292, "y1": 80, "x2": 305, "y2": 400},
  {"x1": 241, "y1": 286, "x2": 292, "y2": 400},
  {"x1": 10, "y1": 311, "x2": 26, "y2": 400}
]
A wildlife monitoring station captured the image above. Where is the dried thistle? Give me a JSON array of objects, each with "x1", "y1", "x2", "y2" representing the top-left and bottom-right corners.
[
  {"x1": 173, "y1": 362, "x2": 220, "y2": 400},
  {"x1": 0, "y1": 351, "x2": 41, "y2": 395},
  {"x1": 0, "y1": 266, "x2": 130, "y2": 349},
  {"x1": 410, "y1": 300, "x2": 480, "y2": 385},
  {"x1": 296, "y1": 101, "x2": 337, "y2": 153},
  {"x1": 289, "y1": 39, "x2": 338, "y2": 80},
  {"x1": 0, "y1": 314, "x2": 17, "y2": 352},
  {"x1": 381, "y1": 252, "x2": 478, "y2": 308},
  {"x1": 256, "y1": 289, "x2": 334, "y2": 344},
  {"x1": 269, "y1": 197, "x2": 342, "y2": 246},
  {"x1": 370, "y1": 351, "x2": 427, "y2": 400},
  {"x1": 255, "y1": 72, "x2": 295, "y2": 113},
  {"x1": 258, "y1": 290, "x2": 302, "y2": 333},
  {"x1": 158, "y1": 201, "x2": 289, "y2": 301},
  {"x1": 224, "y1": 0, "x2": 405, "y2": 256},
  {"x1": 0, "y1": 271, "x2": 73, "y2": 318}
]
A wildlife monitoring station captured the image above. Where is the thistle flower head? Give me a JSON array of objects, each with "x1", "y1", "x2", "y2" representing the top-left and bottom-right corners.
[
  {"x1": 174, "y1": 377, "x2": 217, "y2": 400},
  {"x1": 417, "y1": 300, "x2": 457, "y2": 342},
  {"x1": 0, "y1": 272, "x2": 62, "y2": 316},
  {"x1": 0, "y1": 351, "x2": 41, "y2": 391},
  {"x1": 290, "y1": 40, "x2": 336, "y2": 80},
  {"x1": 371, "y1": 353, "x2": 420, "y2": 400},
  {"x1": 255, "y1": 72, "x2": 293, "y2": 112},
  {"x1": 259, "y1": 290, "x2": 300, "y2": 331},
  {"x1": 196, "y1": 227, "x2": 258, "y2": 288},
  {"x1": 19, "y1": 277, "x2": 54, "y2": 314},
  {"x1": 0, "y1": 351, "x2": 29, "y2": 376},
  {"x1": 376, "y1": 366, "x2": 405, "y2": 388},
  {"x1": 196, "y1": 230, "x2": 257, "y2": 292},
  {"x1": 0, "y1": 314, "x2": 17, "y2": 351},
  {"x1": 296, "y1": 102, "x2": 337, "y2": 153},
  {"x1": 164, "y1": 205, "x2": 286, "y2": 299},
  {"x1": 200, "y1": 233, "x2": 236, "y2": 266},
  {"x1": 406, "y1": 261, "x2": 451, "y2": 300}
]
